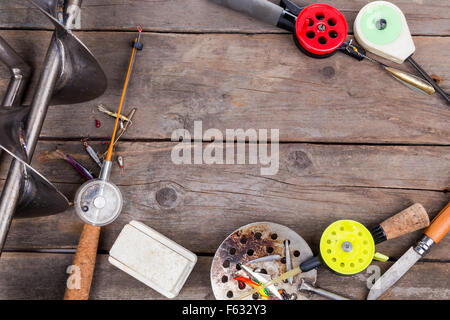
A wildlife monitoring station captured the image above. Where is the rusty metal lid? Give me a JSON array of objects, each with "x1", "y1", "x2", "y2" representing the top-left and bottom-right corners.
[{"x1": 211, "y1": 222, "x2": 317, "y2": 300}]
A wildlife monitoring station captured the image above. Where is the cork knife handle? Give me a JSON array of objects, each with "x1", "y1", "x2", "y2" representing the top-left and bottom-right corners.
[
  {"x1": 64, "y1": 224, "x2": 101, "y2": 300},
  {"x1": 379, "y1": 203, "x2": 430, "y2": 241},
  {"x1": 425, "y1": 203, "x2": 450, "y2": 244}
]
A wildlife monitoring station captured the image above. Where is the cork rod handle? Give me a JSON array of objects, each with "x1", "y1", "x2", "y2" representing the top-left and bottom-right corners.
[
  {"x1": 64, "y1": 224, "x2": 101, "y2": 300},
  {"x1": 380, "y1": 203, "x2": 430, "y2": 241}
]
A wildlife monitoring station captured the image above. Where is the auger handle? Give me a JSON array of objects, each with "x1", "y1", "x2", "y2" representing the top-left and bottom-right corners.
[
  {"x1": 209, "y1": 0, "x2": 284, "y2": 27},
  {"x1": 371, "y1": 203, "x2": 430, "y2": 244},
  {"x1": 64, "y1": 224, "x2": 101, "y2": 300}
]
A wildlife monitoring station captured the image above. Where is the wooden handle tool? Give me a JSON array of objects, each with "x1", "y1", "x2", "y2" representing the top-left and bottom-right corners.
[
  {"x1": 425, "y1": 203, "x2": 450, "y2": 244},
  {"x1": 64, "y1": 224, "x2": 101, "y2": 300},
  {"x1": 371, "y1": 203, "x2": 430, "y2": 244}
]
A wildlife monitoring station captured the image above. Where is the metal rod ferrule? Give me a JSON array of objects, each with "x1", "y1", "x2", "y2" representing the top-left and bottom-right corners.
[
  {"x1": 414, "y1": 235, "x2": 434, "y2": 256},
  {"x1": 99, "y1": 161, "x2": 113, "y2": 181}
]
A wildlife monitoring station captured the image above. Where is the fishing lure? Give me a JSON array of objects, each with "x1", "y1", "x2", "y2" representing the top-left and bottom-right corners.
[
  {"x1": 56, "y1": 150, "x2": 94, "y2": 180},
  {"x1": 117, "y1": 156, "x2": 124, "y2": 175},
  {"x1": 234, "y1": 276, "x2": 269, "y2": 300},
  {"x1": 97, "y1": 104, "x2": 131, "y2": 123},
  {"x1": 246, "y1": 254, "x2": 281, "y2": 264},
  {"x1": 101, "y1": 108, "x2": 137, "y2": 159},
  {"x1": 113, "y1": 108, "x2": 136, "y2": 146},
  {"x1": 83, "y1": 140, "x2": 102, "y2": 168},
  {"x1": 345, "y1": 41, "x2": 435, "y2": 95}
]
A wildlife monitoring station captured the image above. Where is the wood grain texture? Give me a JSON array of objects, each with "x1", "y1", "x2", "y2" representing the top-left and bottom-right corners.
[
  {"x1": 0, "y1": 253, "x2": 448, "y2": 300},
  {"x1": 0, "y1": 0, "x2": 448, "y2": 300},
  {"x1": 0, "y1": 31, "x2": 448, "y2": 144},
  {"x1": 0, "y1": 0, "x2": 449, "y2": 36},
  {"x1": 2, "y1": 141, "x2": 449, "y2": 259},
  {"x1": 2, "y1": 141, "x2": 449, "y2": 191}
]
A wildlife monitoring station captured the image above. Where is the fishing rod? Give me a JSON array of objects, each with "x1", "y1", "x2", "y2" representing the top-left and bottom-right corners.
[
  {"x1": 65, "y1": 28, "x2": 143, "y2": 300},
  {"x1": 73, "y1": 27, "x2": 143, "y2": 227},
  {"x1": 209, "y1": 0, "x2": 438, "y2": 97}
]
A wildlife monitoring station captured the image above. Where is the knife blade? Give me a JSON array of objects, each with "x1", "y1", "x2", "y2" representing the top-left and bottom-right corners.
[
  {"x1": 367, "y1": 203, "x2": 450, "y2": 300},
  {"x1": 367, "y1": 247, "x2": 421, "y2": 300}
]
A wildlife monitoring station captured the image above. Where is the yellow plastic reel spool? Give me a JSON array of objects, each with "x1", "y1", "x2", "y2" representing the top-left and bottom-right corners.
[{"x1": 320, "y1": 220, "x2": 375, "y2": 275}]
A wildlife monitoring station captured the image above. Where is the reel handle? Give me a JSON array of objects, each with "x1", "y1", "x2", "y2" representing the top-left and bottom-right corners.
[
  {"x1": 299, "y1": 255, "x2": 322, "y2": 272},
  {"x1": 209, "y1": 0, "x2": 284, "y2": 27},
  {"x1": 371, "y1": 203, "x2": 430, "y2": 244},
  {"x1": 64, "y1": 224, "x2": 101, "y2": 300}
]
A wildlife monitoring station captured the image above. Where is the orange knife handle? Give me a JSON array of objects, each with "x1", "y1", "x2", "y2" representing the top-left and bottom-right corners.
[{"x1": 424, "y1": 203, "x2": 450, "y2": 244}]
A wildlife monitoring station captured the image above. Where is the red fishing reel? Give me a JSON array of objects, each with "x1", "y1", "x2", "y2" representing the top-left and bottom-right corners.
[{"x1": 293, "y1": 4, "x2": 348, "y2": 58}]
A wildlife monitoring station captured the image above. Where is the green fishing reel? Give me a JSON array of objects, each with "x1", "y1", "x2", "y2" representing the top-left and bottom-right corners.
[
  {"x1": 319, "y1": 220, "x2": 388, "y2": 275},
  {"x1": 354, "y1": 1, "x2": 415, "y2": 64}
]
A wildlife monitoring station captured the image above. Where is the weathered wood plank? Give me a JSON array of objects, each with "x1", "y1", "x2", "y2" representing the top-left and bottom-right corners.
[
  {"x1": 2, "y1": 142, "x2": 449, "y2": 259},
  {"x1": 0, "y1": 253, "x2": 448, "y2": 300},
  {"x1": 0, "y1": 0, "x2": 448, "y2": 36},
  {"x1": 2, "y1": 141, "x2": 449, "y2": 191},
  {"x1": 0, "y1": 31, "x2": 448, "y2": 144}
]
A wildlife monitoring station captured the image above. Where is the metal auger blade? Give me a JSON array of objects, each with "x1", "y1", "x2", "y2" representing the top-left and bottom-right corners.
[
  {"x1": 0, "y1": 1, "x2": 104, "y2": 255},
  {"x1": 0, "y1": 36, "x2": 32, "y2": 107},
  {"x1": 0, "y1": 106, "x2": 31, "y2": 162},
  {"x1": 29, "y1": 0, "x2": 107, "y2": 105},
  {"x1": 0, "y1": 146, "x2": 69, "y2": 218},
  {"x1": 28, "y1": 0, "x2": 63, "y2": 19}
]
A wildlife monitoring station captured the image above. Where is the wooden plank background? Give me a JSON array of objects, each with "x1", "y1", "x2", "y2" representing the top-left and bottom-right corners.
[
  {"x1": 0, "y1": 0, "x2": 449, "y2": 35},
  {"x1": 0, "y1": 31, "x2": 449, "y2": 144},
  {"x1": 0, "y1": 0, "x2": 449, "y2": 300}
]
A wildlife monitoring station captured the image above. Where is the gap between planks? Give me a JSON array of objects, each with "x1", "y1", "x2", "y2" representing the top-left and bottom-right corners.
[
  {"x1": 0, "y1": 27, "x2": 450, "y2": 38},
  {"x1": 2, "y1": 248, "x2": 450, "y2": 264}
]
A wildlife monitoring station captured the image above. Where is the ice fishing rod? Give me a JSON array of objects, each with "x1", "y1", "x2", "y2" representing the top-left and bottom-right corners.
[
  {"x1": 65, "y1": 28, "x2": 143, "y2": 301},
  {"x1": 209, "y1": 0, "x2": 437, "y2": 96},
  {"x1": 74, "y1": 27, "x2": 143, "y2": 227}
]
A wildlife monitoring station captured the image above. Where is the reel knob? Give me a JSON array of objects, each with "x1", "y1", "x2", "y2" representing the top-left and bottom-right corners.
[
  {"x1": 294, "y1": 4, "x2": 348, "y2": 58},
  {"x1": 74, "y1": 179, "x2": 123, "y2": 226},
  {"x1": 319, "y1": 220, "x2": 375, "y2": 275}
]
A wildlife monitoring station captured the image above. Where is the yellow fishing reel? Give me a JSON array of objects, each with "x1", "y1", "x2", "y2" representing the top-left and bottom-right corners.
[{"x1": 320, "y1": 220, "x2": 388, "y2": 275}]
